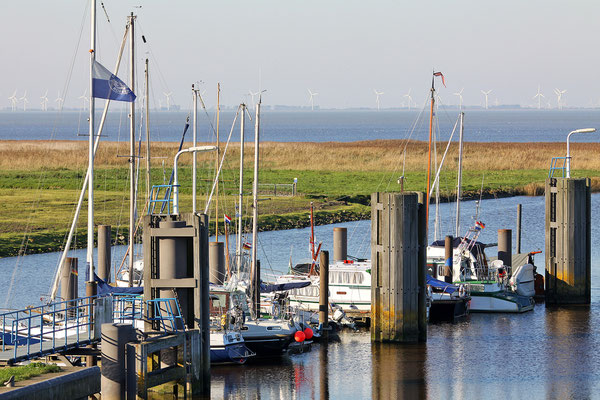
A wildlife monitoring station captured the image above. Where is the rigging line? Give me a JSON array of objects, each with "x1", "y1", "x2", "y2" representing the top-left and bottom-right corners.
[
  {"x1": 4, "y1": 0, "x2": 90, "y2": 308},
  {"x1": 203, "y1": 106, "x2": 241, "y2": 215},
  {"x1": 197, "y1": 90, "x2": 218, "y2": 139},
  {"x1": 135, "y1": 21, "x2": 172, "y2": 97},
  {"x1": 380, "y1": 94, "x2": 429, "y2": 193}
]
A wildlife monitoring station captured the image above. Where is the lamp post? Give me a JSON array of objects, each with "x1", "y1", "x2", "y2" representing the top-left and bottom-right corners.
[
  {"x1": 566, "y1": 128, "x2": 596, "y2": 178},
  {"x1": 173, "y1": 146, "x2": 218, "y2": 215}
]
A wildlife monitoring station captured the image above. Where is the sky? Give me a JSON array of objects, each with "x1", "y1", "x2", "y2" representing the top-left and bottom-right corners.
[{"x1": 2, "y1": 1, "x2": 600, "y2": 109}]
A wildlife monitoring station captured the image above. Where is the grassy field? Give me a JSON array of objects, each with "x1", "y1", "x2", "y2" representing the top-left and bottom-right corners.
[
  {"x1": 1, "y1": 140, "x2": 599, "y2": 257},
  {"x1": 0, "y1": 363, "x2": 61, "y2": 383}
]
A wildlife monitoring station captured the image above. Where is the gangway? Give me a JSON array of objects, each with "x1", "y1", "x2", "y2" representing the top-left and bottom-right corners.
[{"x1": 0, "y1": 294, "x2": 185, "y2": 365}]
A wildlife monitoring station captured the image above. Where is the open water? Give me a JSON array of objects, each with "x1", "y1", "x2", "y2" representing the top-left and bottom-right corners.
[
  {"x1": 1, "y1": 109, "x2": 600, "y2": 143},
  {"x1": 1, "y1": 194, "x2": 600, "y2": 399}
]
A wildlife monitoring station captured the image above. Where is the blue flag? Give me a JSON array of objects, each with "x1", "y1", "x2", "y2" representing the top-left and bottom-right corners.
[{"x1": 92, "y1": 60, "x2": 136, "y2": 102}]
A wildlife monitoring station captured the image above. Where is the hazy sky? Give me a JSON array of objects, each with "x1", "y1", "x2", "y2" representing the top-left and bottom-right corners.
[{"x1": 2, "y1": 1, "x2": 600, "y2": 109}]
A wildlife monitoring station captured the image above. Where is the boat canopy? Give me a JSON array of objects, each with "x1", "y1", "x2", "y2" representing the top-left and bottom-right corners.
[
  {"x1": 426, "y1": 274, "x2": 458, "y2": 294},
  {"x1": 260, "y1": 281, "x2": 311, "y2": 293},
  {"x1": 430, "y1": 237, "x2": 486, "y2": 262},
  {"x1": 95, "y1": 274, "x2": 143, "y2": 296}
]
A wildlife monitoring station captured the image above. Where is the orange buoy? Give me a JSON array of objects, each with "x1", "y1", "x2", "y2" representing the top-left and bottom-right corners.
[
  {"x1": 303, "y1": 328, "x2": 314, "y2": 340},
  {"x1": 294, "y1": 330, "x2": 306, "y2": 342}
]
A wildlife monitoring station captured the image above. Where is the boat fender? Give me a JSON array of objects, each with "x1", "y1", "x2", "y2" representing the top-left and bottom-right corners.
[
  {"x1": 221, "y1": 314, "x2": 227, "y2": 329},
  {"x1": 459, "y1": 284, "x2": 465, "y2": 298},
  {"x1": 426, "y1": 285, "x2": 433, "y2": 299}
]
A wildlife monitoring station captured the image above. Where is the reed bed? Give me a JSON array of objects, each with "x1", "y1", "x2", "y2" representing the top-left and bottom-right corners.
[{"x1": 1, "y1": 140, "x2": 599, "y2": 172}]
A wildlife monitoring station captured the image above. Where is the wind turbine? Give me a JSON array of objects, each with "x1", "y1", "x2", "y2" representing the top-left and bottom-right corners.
[
  {"x1": 79, "y1": 89, "x2": 89, "y2": 111},
  {"x1": 40, "y1": 90, "x2": 49, "y2": 111},
  {"x1": 373, "y1": 89, "x2": 384, "y2": 111},
  {"x1": 481, "y1": 90, "x2": 492, "y2": 109},
  {"x1": 248, "y1": 90, "x2": 259, "y2": 108},
  {"x1": 554, "y1": 88, "x2": 567, "y2": 110},
  {"x1": 404, "y1": 89, "x2": 413, "y2": 110},
  {"x1": 163, "y1": 92, "x2": 173, "y2": 111},
  {"x1": 454, "y1": 88, "x2": 464, "y2": 110},
  {"x1": 533, "y1": 85, "x2": 544, "y2": 110},
  {"x1": 8, "y1": 90, "x2": 18, "y2": 112},
  {"x1": 20, "y1": 91, "x2": 29, "y2": 111},
  {"x1": 307, "y1": 89, "x2": 318, "y2": 111},
  {"x1": 55, "y1": 91, "x2": 64, "y2": 111}
]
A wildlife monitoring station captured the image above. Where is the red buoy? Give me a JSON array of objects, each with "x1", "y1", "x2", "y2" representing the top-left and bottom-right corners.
[
  {"x1": 294, "y1": 330, "x2": 306, "y2": 342},
  {"x1": 303, "y1": 328, "x2": 314, "y2": 340}
]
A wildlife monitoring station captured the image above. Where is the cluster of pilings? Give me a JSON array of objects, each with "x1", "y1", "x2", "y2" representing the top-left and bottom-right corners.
[{"x1": 369, "y1": 177, "x2": 591, "y2": 343}]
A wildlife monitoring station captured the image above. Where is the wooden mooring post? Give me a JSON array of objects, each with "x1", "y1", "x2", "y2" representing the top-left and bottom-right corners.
[
  {"x1": 319, "y1": 250, "x2": 329, "y2": 340},
  {"x1": 371, "y1": 192, "x2": 426, "y2": 343},
  {"x1": 545, "y1": 177, "x2": 591, "y2": 304}
]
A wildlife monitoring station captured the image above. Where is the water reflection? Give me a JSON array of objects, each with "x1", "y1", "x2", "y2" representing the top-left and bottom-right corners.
[
  {"x1": 544, "y1": 306, "x2": 593, "y2": 400},
  {"x1": 371, "y1": 342, "x2": 427, "y2": 400}
]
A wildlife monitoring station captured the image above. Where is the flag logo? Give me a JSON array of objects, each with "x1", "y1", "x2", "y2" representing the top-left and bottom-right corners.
[
  {"x1": 242, "y1": 242, "x2": 252, "y2": 250},
  {"x1": 474, "y1": 221, "x2": 485, "y2": 231},
  {"x1": 92, "y1": 60, "x2": 136, "y2": 102},
  {"x1": 224, "y1": 214, "x2": 232, "y2": 225}
]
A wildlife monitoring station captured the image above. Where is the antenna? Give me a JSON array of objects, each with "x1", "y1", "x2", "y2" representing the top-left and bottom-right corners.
[
  {"x1": 307, "y1": 89, "x2": 319, "y2": 111},
  {"x1": 481, "y1": 89, "x2": 492, "y2": 109}
]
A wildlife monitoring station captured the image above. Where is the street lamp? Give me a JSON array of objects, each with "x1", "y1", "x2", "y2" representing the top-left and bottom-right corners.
[
  {"x1": 173, "y1": 146, "x2": 218, "y2": 214},
  {"x1": 566, "y1": 128, "x2": 596, "y2": 178}
]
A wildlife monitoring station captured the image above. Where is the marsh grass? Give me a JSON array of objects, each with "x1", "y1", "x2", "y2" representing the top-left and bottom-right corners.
[
  {"x1": 1, "y1": 140, "x2": 599, "y2": 257},
  {"x1": 2, "y1": 140, "x2": 599, "y2": 172}
]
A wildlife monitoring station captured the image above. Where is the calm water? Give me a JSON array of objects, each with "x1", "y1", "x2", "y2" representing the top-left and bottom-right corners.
[
  {"x1": 1, "y1": 109, "x2": 600, "y2": 143},
  {"x1": 1, "y1": 195, "x2": 600, "y2": 398}
]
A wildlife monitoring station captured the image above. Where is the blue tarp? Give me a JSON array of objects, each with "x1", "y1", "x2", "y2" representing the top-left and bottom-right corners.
[
  {"x1": 260, "y1": 281, "x2": 311, "y2": 293},
  {"x1": 426, "y1": 274, "x2": 458, "y2": 294},
  {"x1": 95, "y1": 274, "x2": 143, "y2": 296}
]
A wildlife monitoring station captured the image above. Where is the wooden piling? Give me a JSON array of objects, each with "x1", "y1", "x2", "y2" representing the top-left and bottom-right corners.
[
  {"x1": 371, "y1": 192, "x2": 426, "y2": 343},
  {"x1": 498, "y1": 229, "x2": 512, "y2": 268},
  {"x1": 209, "y1": 241, "x2": 225, "y2": 285},
  {"x1": 444, "y1": 236, "x2": 453, "y2": 283},
  {"x1": 97, "y1": 225, "x2": 111, "y2": 283},
  {"x1": 545, "y1": 177, "x2": 591, "y2": 304},
  {"x1": 319, "y1": 250, "x2": 329, "y2": 339},
  {"x1": 516, "y1": 204, "x2": 522, "y2": 254},
  {"x1": 333, "y1": 228, "x2": 347, "y2": 262}
]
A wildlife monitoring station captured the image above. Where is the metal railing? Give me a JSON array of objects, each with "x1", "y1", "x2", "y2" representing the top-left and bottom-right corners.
[
  {"x1": 549, "y1": 157, "x2": 567, "y2": 178},
  {"x1": 0, "y1": 294, "x2": 185, "y2": 363},
  {"x1": 1, "y1": 295, "x2": 96, "y2": 361}
]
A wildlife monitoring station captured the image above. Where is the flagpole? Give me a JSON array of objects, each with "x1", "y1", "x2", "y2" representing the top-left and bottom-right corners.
[
  {"x1": 128, "y1": 13, "x2": 136, "y2": 287},
  {"x1": 87, "y1": 0, "x2": 96, "y2": 287},
  {"x1": 426, "y1": 71, "x2": 435, "y2": 234},
  {"x1": 237, "y1": 103, "x2": 245, "y2": 276}
]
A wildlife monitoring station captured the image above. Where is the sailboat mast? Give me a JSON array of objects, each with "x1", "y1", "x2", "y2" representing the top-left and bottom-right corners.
[
  {"x1": 87, "y1": 0, "x2": 96, "y2": 283},
  {"x1": 455, "y1": 112, "x2": 464, "y2": 237},
  {"x1": 426, "y1": 74, "x2": 435, "y2": 233},
  {"x1": 128, "y1": 13, "x2": 136, "y2": 287},
  {"x1": 250, "y1": 100, "x2": 260, "y2": 301},
  {"x1": 237, "y1": 104, "x2": 245, "y2": 275},
  {"x1": 145, "y1": 58, "x2": 150, "y2": 204},
  {"x1": 192, "y1": 84, "x2": 198, "y2": 213},
  {"x1": 215, "y1": 83, "x2": 221, "y2": 241}
]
